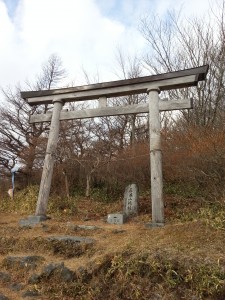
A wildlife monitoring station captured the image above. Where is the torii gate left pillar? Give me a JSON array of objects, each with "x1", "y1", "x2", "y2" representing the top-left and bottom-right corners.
[{"x1": 35, "y1": 99, "x2": 64, "y2": 216}]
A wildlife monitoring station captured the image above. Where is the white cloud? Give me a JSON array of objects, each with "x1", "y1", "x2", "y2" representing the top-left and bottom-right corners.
[
  {"x1": 0, "y1": 1, "x2": 22, "y2": 87},
  {"x1": 0, "y1": 0, "x2": 129, "y2": 90}
]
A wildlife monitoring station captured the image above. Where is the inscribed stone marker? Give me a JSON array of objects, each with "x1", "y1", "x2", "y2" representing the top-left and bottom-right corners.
[{"x1": 123, "y1": 184, "x2": 138, "y2": 216}]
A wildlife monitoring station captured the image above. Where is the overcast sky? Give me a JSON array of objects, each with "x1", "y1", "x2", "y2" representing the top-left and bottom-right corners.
[{"x1": 0, "y1": 0, "x2": 217, "y2": 92}]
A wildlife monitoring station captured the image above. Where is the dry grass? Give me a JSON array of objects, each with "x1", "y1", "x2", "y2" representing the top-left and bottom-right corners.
[{"x1": 0, "y1": 192, "x2": 225, "y2": 299}]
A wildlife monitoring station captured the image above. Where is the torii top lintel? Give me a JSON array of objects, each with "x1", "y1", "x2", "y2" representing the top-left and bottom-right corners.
[{"x1": 21, "y1": 65, "x2": 208, "y2": 106}]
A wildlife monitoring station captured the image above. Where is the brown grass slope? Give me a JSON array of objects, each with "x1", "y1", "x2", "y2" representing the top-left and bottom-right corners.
[{"x1": 0, "y1": 191, "x2": 225, "y2": 299}]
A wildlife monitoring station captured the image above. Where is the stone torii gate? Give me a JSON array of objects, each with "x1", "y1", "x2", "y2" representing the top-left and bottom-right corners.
[{"x1": 21, "y1": 65, "x2": 208, "y2": 226}]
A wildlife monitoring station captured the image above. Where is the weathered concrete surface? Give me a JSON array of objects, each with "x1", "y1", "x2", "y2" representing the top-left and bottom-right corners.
[
  {"x1": 145, "y1": 223, "x2": 165, "y2": 228},
  {"x1": 107, "y1": 213, "x2": 126, "y2": 225},
  {"x1": 19, "y1": 215, "x2": 50, "y2": 227}
]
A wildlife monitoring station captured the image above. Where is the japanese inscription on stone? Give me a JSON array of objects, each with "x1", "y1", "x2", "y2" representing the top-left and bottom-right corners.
[{"x1": 123, "y1": 184, "x2": 138, "y2": 216}]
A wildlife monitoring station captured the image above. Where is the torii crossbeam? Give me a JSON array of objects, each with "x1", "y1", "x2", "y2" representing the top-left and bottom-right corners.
[{"x1": 21, "y1": 65, "x2": 208, "y2": 226}]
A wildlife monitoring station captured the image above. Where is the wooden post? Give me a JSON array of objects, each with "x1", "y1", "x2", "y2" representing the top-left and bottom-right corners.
[
  {"x1": 147, "y1": 88, "x2": 164, "y2": 225},
  {"x1": 98, "y1": 96, "x2": 107, "y2": 108},
  {"x1": 35, "y1": 99, "x2": 64, "y2": 216}
]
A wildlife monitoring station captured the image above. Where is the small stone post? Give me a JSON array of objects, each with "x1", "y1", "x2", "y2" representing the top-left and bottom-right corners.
[
  {"x1": 148, "y1": 88, "x2": 164, "y2": 225},
  {"x1": 35, "y1": 99, "x2": 64, "y2": 216}
]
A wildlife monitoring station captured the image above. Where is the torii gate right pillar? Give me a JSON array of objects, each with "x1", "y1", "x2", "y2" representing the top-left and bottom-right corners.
[{"x1": 147, "y1": 88, "x2": 164, "y2": 226}]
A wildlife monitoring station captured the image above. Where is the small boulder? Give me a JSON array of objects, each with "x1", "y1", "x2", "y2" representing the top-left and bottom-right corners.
[{"x1": 42, "y1": 262, "x2": 74, "y2": 282}]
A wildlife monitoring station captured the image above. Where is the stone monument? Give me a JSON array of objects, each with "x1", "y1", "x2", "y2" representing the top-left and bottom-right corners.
[{"x1": 123, "y1": 183, "x2": 138, "y2": 217}]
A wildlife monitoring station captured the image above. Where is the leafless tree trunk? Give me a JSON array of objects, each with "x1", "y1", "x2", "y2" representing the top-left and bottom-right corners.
[{"x1": 85, "y1": 174, "x2": 91, "y2": 198}]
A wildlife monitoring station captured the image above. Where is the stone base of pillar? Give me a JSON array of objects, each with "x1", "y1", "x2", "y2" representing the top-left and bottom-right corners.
[
  {"x1": 19, "y1": 215, "x2": 51, "y2": 227},
  {"x1": 145, "y1": 222, "x2": 165, "y2": 228}
]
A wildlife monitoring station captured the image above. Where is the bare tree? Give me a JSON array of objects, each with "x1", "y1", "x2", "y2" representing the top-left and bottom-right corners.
[
  {"x1": 34, "y1": 54, "x2": 67, "y2": 90},
  {"x1": 0, "y1": 54, "x2": 66, "y2": 186},
  {"x1": 140, "y1": 2, "x2": 225, "y2": 127},
  {"x1": 139, "y1": 2, "x2": 225, "y2": 196},
  {"x1": 110, "y1": 49, "x2": 148, "y2": 148}
]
